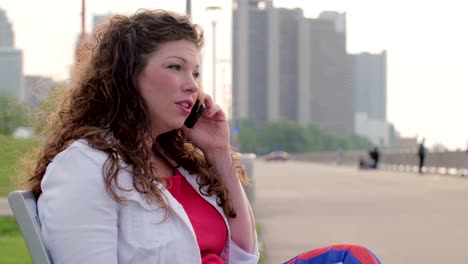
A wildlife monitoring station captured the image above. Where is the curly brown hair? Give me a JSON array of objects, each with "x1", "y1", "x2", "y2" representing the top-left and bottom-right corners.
[{"x1": 26, "y1": 9, "x2": 248, "y2": 218}]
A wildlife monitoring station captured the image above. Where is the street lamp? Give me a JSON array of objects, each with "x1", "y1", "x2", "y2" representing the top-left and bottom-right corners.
[
  {"x1": 186, "y1": 0, "x2": 191, "y2": 16},
  {"x1": 205, "y1": 6, "x2": 222, "y2": 102}
]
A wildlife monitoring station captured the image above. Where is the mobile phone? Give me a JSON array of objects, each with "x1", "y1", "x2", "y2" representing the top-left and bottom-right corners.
[{"x1": 184, "y1": 99, "x2": 206, "y2": 128}]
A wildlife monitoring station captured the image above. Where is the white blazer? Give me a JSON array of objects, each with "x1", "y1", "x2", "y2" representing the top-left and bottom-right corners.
[{"x1": 38, "y1": 140, "x2": 259, "y2": 264}]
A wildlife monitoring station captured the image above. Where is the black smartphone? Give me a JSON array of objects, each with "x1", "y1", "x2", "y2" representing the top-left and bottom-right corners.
[{"x1": 184, "y1": 99, "x2": 206, "y2": 128}]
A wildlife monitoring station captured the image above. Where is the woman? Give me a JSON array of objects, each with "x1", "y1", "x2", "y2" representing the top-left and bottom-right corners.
[{"x1": 26, "y1": 9, "x2": 258, "y2": 263}]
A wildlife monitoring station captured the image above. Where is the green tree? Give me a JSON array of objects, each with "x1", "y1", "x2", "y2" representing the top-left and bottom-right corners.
[
  {"x1": 31, "y1": 82, "x2": 67, "y2": 134},
  {"x1": 258, "y1": 119, "x2": 307, "y2": 153},
  {"x1": 345, "y1": 134, "x2": 373, "y2": 150},
  {"x1": 238, "y1": 127, "x2": 257, "y2": 153},
  {"x1": 303, "y1": 124, "x2": 327, "y2": 151},
  {"x1": 234, "y1": 118, "x2": 374, "y2": 154},
  {"x1": 233, "y1": 119, "x2": 257, "y2": 153},
  {"x1": 0, "y1": 95, "x2": 29, "y2": 135}
]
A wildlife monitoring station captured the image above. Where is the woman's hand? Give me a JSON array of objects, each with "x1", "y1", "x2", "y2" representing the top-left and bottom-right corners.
[
  {"x1": 182, "y1": 97, "x2": 256, "y2": 254},
  {"x1": 181, "y1": 95, "x2": 231, "y2": 156}
]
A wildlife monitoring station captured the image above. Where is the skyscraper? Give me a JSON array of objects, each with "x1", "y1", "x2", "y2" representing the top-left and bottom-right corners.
[
  {"x1": 233, "y1": 0, "x2": 265, "y2": 124},
  {"x1": 0, "y1": 9, "x2": 14, "y2": 47},
  {"x1": 233, "y1": 2, "x2": 355, "y2": 136},
  {"x1": 353, "y1": 51, "x2": 387, "y2": 121},
  {"x1": 300, "y1": 12, "x2": 354, "y2": 135},
  {"x1": 233, "y1": 1, "x2": 303, "y2": 127},
  {"x1": 353, "y1": 51, "x2": 389, "y2": 146},
  {"x1": 0, "y1": 9, "x2": 24, "y2": 101}
]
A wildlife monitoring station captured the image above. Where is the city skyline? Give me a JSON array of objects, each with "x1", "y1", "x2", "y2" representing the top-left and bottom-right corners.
[
  {"x1": 1, "y1": 0, "x2": 467, "y2": 150},
  {"x1": 233, "y1": 6, "x2": 358, "y2": 139}
]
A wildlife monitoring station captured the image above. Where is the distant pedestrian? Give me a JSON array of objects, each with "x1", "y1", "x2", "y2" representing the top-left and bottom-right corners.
[
  {"x1": 417, "y1": 138, "x2": 426, "y2": 174},
  {"x1": 336, "y1": 146, "x2": 344, "y2": 165},
  {"x1": 463, "y1": 141, "x2": 468, "y2": 176},
  {"x1": 368, "y1": 147, "x2": 380, "y2": 169}
]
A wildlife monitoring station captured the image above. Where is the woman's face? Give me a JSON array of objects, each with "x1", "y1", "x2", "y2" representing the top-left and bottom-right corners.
[{"x1": 137, "y1": 39, "x2": 200, "y2": 137}]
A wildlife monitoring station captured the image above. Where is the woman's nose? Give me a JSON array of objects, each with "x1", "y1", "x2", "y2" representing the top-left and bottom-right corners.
[{"x1": 184, "y1": 76, "x2": 199, "y2": 94}]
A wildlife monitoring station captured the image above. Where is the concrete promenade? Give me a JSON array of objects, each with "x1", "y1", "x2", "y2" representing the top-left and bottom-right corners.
[
  {"x1": 0, "y1": 197, "x2": 12, "y2": 217},
  {"x1": 253, "y1": 160, "x2": 468, "y2": 263}
]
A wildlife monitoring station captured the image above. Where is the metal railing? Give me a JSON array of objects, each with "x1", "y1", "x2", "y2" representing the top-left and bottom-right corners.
[
  {"x1": 240, "y1": 153, "x2": 257, "y2": 210},
  {"x1": 291, "y1": 150, "x2": 468, "y2": 175}
]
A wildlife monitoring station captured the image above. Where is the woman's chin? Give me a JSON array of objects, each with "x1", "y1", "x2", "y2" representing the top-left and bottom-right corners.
[
  {"x1": 167, "y1": 120, "x2": 186, "y2": 132},
  {"x1": 153, "y1": 123, "x2": 183, "y2": 136}
]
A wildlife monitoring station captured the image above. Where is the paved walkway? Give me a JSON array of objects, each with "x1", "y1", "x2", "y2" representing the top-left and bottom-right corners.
[
  {"x1": 0, "y1": 197, "x2": 12, "y2": 217},
  {"x1": 253, "y1": 160, "x2": 468, "y2": 263}
]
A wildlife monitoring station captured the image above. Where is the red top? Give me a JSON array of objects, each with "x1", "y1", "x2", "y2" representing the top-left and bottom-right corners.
[{"x1": 165, "y1": 170, "x2": 227, "y2": 264}]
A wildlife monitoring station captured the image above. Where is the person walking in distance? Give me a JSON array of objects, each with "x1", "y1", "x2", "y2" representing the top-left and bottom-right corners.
[
  {"x1": 463, "y1": 141, "x2": 468, "y2": 176},
  {"x1": 369, "y1": 147, "x2": 381, "y2": 169},
  {"x1": 417, "y1": 138, "x2": 426, "y2": 174}
]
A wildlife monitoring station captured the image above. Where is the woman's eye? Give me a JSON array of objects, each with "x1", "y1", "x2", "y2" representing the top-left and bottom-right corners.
[
  {"x1": 193, "y1": 72, "x2": 200, "y2": 79},
  {"x1": 168, "y1": 64, "x2": 181, "y2": 71}
]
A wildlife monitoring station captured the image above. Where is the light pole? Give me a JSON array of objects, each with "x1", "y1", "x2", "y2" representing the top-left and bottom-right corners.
[
  {"x1": 205, "y1": 6, "x2": 222, "y2": 102},
  {"x1": 186, "y1": 0, "x2": 191, "y2": 16}
]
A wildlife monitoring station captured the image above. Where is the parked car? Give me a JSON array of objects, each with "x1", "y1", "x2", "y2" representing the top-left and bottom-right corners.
[{"x1": 263, "y1": 151, "x2": 289, "y2": 161}]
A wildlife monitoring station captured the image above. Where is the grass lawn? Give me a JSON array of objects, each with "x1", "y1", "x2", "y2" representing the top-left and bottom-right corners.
[
  {"x1": 257, "y1": 223, "x2": 267, "y2": 264},
  {"x1": 0, "y1": 135, "x2": 40, "y2": 196},
  {"x1": 0, "y1": 216, "x2": 31, "y2": 263}
]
